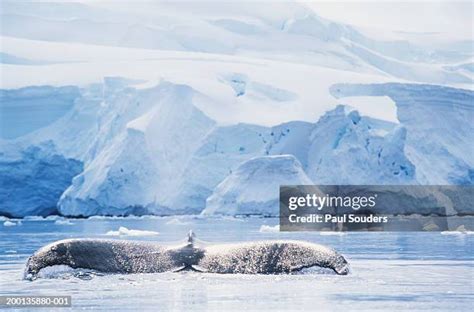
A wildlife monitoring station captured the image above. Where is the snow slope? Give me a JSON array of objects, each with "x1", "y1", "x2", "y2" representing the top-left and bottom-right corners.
[{"x1": 1, "y1": 1, "x2": 471, "y2": 82}]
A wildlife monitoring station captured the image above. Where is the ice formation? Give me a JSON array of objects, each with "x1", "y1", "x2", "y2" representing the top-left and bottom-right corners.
[{"x1": 0, "y1": 1, "x2": 472, "y2": 217}]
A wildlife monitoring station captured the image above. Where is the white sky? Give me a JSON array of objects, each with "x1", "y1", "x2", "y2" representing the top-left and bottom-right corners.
[
  {"x1": 35, "y1": 0, "x2": 474, "y2": 41},
  {"x1": 303, "y1": 1, "x2": 473, "y2": 40}
]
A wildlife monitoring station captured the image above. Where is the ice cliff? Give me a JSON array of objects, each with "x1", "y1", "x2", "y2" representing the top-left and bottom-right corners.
[
  {"x1": 0, "y1": 142, "x2": 82, "y2": 217},
  {"x1": 330, "y1": 83, "x2": 474, "y2": 185},
  {"x1": 1, "y1": 79, "x2": 472, "y2": 217},
  {"x1": 2, "y1": 80, "x2": 473, "y2": 216}
]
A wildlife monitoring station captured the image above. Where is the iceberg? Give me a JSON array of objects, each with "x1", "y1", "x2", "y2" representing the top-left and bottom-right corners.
[
  {"x1": 58, "y1": 82, "x2": 216, "y2": 216},
  {"x1": 203, "y1": 155, "x2": 313, "y2": 216}
]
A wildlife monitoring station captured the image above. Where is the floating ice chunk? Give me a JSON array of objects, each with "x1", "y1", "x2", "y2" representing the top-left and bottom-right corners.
[
  {"x1": 319, "y1": 232, "x2": 347, "y2": 236},
  {"x1": 45, "y1": 215, "x2": 63, "y2": 221},
  {"x1": 165, "y1": 218, "x2": 190, "y2": 225},
  {"x1": 441, "y1": 225, "x2": 474, "y2": 235},
  {"x1": 441, "y1": 231, "x2": 474, "y2": 235},
  {"x1": 23, "y1": 216, "x2": 46, "y2": 221},
  {"x1": 259, "y1": 225, "x2": 280, "y2": 233},
  {"x1": 105, "y1": 226, "x2": 159, "y2": 236},
  {"x1": 54, "y1": 219, "x2": 74, "y2": 225},
  {"x1": 3, "y1": 220, "x2": 21, "y2": 227}
]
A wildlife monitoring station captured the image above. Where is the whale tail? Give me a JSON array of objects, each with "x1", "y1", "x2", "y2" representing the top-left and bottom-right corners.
[{"x1": 187, "y1": 230, "x2": 195, "y2": 245}]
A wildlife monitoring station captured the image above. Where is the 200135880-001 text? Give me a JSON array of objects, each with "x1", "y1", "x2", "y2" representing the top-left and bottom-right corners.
[{"x1": 0, "y1": 296, "x2": 71, "y2": 307}]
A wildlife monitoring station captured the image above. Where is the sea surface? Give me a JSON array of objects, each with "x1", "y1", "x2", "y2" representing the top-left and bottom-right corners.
[{"x1": 0, "y1": 216, "x2": 473, "y2": 311}]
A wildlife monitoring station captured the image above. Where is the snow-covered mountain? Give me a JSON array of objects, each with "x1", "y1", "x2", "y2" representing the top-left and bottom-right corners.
[{"x1": 0, "y1": 1, "x2": 472, "y2": 217}]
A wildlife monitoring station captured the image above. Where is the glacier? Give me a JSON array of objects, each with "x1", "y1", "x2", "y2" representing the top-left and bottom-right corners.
[
  {"x1": 2, "y1": 79, "x2": 471, "y2": 217},
  {"x1": 0, "y1": 1, "x2": 473, "y2": 217}
]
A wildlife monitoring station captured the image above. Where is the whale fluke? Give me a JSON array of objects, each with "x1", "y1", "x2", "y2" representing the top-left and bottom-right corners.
[
  {"x1": 24, "y1": 239, "x2": 179, "y2": 280},
  {"x1": 24, "y1": 232, "x2": 349, "y2": 279},
  {"x1": 198, "y1": 241, "x2": 349, "y2": 275}
]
